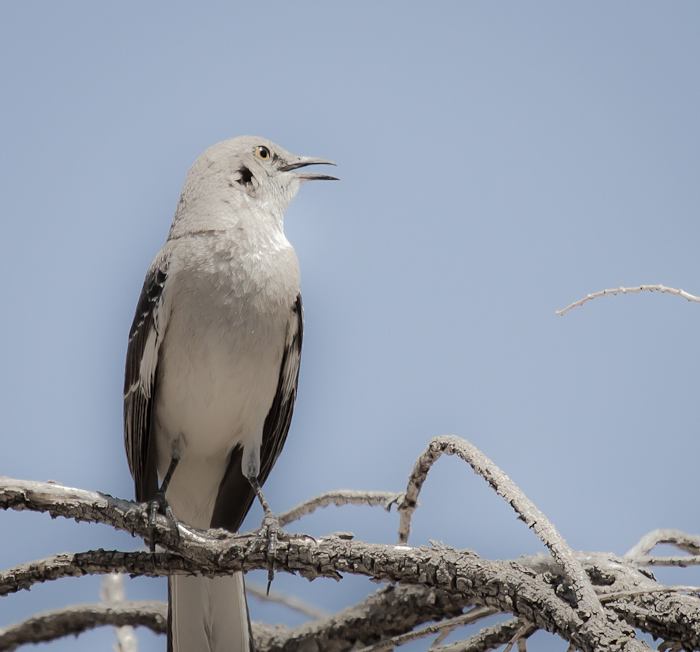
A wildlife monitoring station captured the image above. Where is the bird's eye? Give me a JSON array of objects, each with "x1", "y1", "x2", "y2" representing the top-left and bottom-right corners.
[{"x1": 254, "y1": 146, "x2": 271, "y2": 161}]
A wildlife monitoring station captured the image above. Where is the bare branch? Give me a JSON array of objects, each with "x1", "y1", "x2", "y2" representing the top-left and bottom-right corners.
[
  {"x1": 517, "y1": 550, "x2": 700, "y2": 651},
  {"x1": 600, "y1": 586, "x2": 700, "y2": 602},
  {"x1": 430, "y1": 618, "x2": 525, "y2": 652},
  {"x1": 0, "y1": 451, "x2": 658, "y2": 652},
  {"x1": 555, "y1": 284, "x2": 700, "y2": 317},
  {"x1": 624, "y1": 529, "x2": 700, "y2": 559},
  {"x1": 354, "y1": 606, "x2": 497, "y2": 652},
  {"x1": 606, "y1": 592, "x2": 700, "y2": 651},
  {"x1": 0, "y1": 478, "x2": 182, "y2": 551},
  {"x1": 635, "y1": 556, "x2": 700, "y2": 568},
  {"x1": 101, "y1": 573, "x2": 138, "y2": 652},
  {"x1": 0, "y1": 584, "x2": 470, "y2": 652},
  {"x1": 502, "y1": 623, "x2": 536, "y2": 652},
  {"x1": 9, "y1": 548, "x2": 693, "y2": 652},
  {"x1": 0, "y1": 540, "x2": 645, "y2": 650},
  {"x1": 9, "y1": 580, "x2": 694, "y2": 652},
  {"x1": 0, "y1": 601, "x2": 166, "y2": 651},
  {"x1": 0, "y1": 541, "x2": 577, "y2": 643},
  {"x1": 278, "y1": 490, "x2": 401, "y2": 527},
  {"x1": 254, "y1": 584, "x2": 472, "y2": 652},
  {"x1": 515, "y1": 551, "x2": 658, "y2": 597},
  {"x1": 0, "y1": 550, "x2": 192, "y2": 597},
  {"x1": 247, "y1": 582, "x2": 329, "y2": 620},
  {"x1": 396, "y1": 436, "x2": 603, "y2": 620}
]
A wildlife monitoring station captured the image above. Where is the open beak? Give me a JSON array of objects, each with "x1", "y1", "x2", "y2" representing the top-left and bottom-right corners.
[{"x1": 280, "y1": 156, "x2": 339, "y2": 181}]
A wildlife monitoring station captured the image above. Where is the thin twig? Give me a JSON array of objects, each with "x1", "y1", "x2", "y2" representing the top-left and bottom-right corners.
[
  {"x1": 246, "y1": 582, "x2": 328, "y2": 620},
  {"x1": 634, "y1": 555, "x2": 700, "y2": 568},
  {"x1": 430, "y1": 618, "x2": 524, "y2": 652},
  {"x1": 502, "y1": 623, "x2": 536, "y2": 652},
  {"x1": 354, "y1": 606, "x2": 497, "y2": 652},
  {"x1": 555, "y1": 284, "x2": 700, "y2": 317},
  {"x1": 278, "y1": 490, "x2": 401, "y2": 527},
  {"x1": 600, "y1": 586, "x2": 700, "y2": 602}
]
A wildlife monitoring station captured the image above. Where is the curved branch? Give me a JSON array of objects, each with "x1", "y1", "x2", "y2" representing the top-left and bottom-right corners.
[
  {"x1": 624, "y1": 529, "x2": 700, "y2": 559},
  {"x1": 0, "y1": 478, "x2": 181, "y2": 550},
  {"x1": 396, "y1": 436, "x2": 603, "y2": 620},
  {"x1": 0, "y1": 550, "x2": 193, "y2": 597},
  {"x1": 0, "y1": 601, "x2": 166, "y2": 651},
  {"x1": 555, "y1": 284, "x2": 700, "y2": 317}
]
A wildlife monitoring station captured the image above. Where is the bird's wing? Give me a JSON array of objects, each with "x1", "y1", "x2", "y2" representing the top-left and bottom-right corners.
[
  {"x1": 211, "y1": 293, "x2": 303, "y2": 531},
  {"x1": 123, "y1": 245, "x2": 173, "y2": 502}
]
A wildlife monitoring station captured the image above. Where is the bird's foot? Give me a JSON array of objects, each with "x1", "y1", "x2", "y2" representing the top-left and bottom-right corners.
[
  {"x1": 144, "y1": 489, "x2": 179, "y2": 552},
  {"x1": 245, "y1": 508, "x2": 288, "y2": 593}
]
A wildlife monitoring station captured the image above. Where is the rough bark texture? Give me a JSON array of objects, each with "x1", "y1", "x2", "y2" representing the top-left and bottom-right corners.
[
  {"x1": 0, "y1": 602, "x2": 166, "y2": 651},
  {"x1": 2, "y1": 436, "x2": 699, "y2": 652}
]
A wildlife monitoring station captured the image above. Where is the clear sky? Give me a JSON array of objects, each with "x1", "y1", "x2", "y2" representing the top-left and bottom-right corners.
[{"x1": 1, "y1": 3, "x2": 699, "y2": 651}]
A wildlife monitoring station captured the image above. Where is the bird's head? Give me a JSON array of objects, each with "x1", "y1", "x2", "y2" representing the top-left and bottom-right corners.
[{"x1": 172, "y1": 136, "x2": 337, "y2": 234}]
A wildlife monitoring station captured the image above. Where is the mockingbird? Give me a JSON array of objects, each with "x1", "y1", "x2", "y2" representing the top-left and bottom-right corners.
[{"x1": 123, "y1": 136, "x2": 336, "y2": 652}]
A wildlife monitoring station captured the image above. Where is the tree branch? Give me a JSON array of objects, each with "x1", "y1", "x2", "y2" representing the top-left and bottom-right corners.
[
  {"x1": 254, "y1": 583, "x2": 471, "y2": 652},
  {"x1": 2, "y1": 433, "x2": 684, "y2": 652},
  {"x1": 0, "y1": 527, "x2": 643, "y2": 650},
  {"x1": 247, "y1": 582, "x2": 329, "y2": 620},
  {"x1": 101, "y1": 573, "x2": 138, "y2": 652},
  {"x1": 625, "y1": 529, "x2": 700, "y2": 559},
  {"x1": 555, "y1": 284, "x2": 700, "y2": 317},
  {"x1": 278, "y1": 490, "x2": 401, "y2": 527},
  {"x1": 354, "y1": 606, "x2": 497, "y2": 652},
  {"x1": 0, "y1": 582, "x2": 472, "y2": 652},
  {"x1": 396, "y1": 436, "x2": 603, "y2": 619},
  {"x1": 430, "y1": 618, "x2": 525, "y2": 652},
  {"x1": 0, "y1": 602, "x2": 166, "y2": 651}
]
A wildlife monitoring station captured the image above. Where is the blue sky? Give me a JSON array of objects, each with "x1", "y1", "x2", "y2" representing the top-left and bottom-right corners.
[{"x1": 1, "y1": 3, "x2": 699, "y2": 650}]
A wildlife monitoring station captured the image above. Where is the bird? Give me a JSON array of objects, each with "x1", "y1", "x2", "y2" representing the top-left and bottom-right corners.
[{"x1": 123, "y1": 135, "x2": 337, "y2": 652}]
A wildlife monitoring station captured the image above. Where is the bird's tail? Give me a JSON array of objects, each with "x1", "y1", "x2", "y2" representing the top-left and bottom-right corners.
[{"x1": 168, "y1": 572, "x2": 252, "y2": 652}]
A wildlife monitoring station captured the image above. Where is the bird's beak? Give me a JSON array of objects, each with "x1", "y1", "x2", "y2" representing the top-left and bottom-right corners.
[{"x1": 280, "y1": 156, "x2": 339, "y2": 181}]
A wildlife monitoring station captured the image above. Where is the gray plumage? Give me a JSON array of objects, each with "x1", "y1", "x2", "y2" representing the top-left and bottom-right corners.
[{"x1": 123, "y1": 136, "x2": 336, "y2": 652}]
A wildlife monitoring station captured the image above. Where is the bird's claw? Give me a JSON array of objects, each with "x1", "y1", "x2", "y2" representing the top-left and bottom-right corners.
[
  {"x1": 245, "y1": 510, "x2": 287, "y2": 592},
  {"x1": 144, "y1": 489, "x2": 179, "y2": 552}
]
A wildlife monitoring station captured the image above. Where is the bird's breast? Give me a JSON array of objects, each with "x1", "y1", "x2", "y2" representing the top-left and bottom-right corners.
[{"x1": 152, "y1": 234, "x2": 300, "y2": 523}]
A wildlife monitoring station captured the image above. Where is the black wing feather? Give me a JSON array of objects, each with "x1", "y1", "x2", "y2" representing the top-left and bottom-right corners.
[{"x1": 123, "y1": 248, "x2": 171, "y2": 502}]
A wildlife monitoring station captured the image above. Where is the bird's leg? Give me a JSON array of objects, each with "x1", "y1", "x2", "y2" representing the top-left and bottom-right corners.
[
  {"x1": 245, "y1": 477, "x2": 282, "y2": 592},
  {"x1": 147, "y1": 456, "x2": 180, "y2": 551}
]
